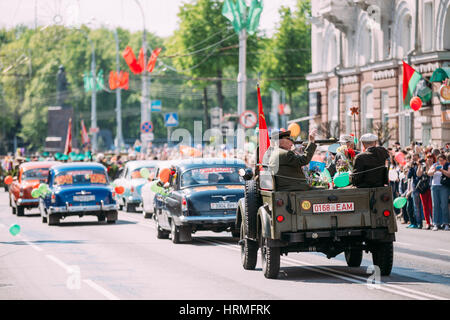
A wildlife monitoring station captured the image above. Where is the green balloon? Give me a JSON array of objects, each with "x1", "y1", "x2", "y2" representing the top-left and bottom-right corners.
[
  {"x1": 38, "y1": 183, "x2": 48, "y2": 193},
  {"x1": 31, "y1": 189, "x2": 41, "y2": 198},
  {"x1": 140, "y1": 168, "x2": 150, "y2": 179},
  {"x1": 333, "y1": 172, "x2": 350, "y2": 188},
  {"x1": 9, "y1": 224, "x2": 21, "y2": 236},
  {"x1": 393, "y1": 197, "x2": 407, "y2": 209}
]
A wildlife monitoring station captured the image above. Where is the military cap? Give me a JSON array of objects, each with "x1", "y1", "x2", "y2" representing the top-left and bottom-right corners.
[
  {"x1": 270, "y1": 130, "x2": 292, "y2": 140},
  {"x1": 338, "y1": 134, "x2": 354, "y2": 143},
  {"x1": 360, "y1": 133, "x2": 378, "y2": 142}
]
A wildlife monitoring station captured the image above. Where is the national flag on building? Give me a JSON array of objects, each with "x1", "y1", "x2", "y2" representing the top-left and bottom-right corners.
[
  {"x1": 257, "y1": 85, "x2": 270, "y2": 164},
  {"x1": 64, "y1": 118, "x2": 72, "y2": 155},
  {"x1": 402, "y1": 61, "x2": 422, "y2": 108}
]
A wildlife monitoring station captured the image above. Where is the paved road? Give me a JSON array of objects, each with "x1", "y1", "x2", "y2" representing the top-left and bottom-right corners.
[{"x1": 0, "y1": 190, "x2": 449, "y2": 300}]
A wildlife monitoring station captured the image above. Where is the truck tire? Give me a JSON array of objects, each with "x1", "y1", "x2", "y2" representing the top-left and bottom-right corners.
[
  {"x1": 240, "y1": 221, "x2": 258, "y2": 270},
  {"x1": 47, "y1": 214, "x2": 59, "y2": 226},
  {"x1": 371, "y1": 242, "x2": 394, "y2": 276},
  {"x1": 97, "y1": 215, "x2": 106, "y2": 222},
  {"x1": 260, "y1": 236, "x2": 280, "y2": 279},
  {"x1": 171, "y1": 220, "x2": 180, "y2": 244},
  {"x1": 231, "y1": 228, "x2": 240, "y2": 238},
  {"x1": 41, "y1": 214, "x2": 47, "y2": 223},
  {"x1": 17, "y1": 206, "x2": 24, "y2": 216},
  {"x1": 345, "y1": 248, "x2": 363, "y2": 267},
  {"x1": 143, "y1": 211, "x2": 152, "y2": 219},
  {"x1": 244, "y1": 180, "x2": 261, "y2": 239}
]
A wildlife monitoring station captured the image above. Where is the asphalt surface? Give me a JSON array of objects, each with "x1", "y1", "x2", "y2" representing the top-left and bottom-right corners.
[{"x1": 0, "y1": 190, "x2": 449, "y2": 300}]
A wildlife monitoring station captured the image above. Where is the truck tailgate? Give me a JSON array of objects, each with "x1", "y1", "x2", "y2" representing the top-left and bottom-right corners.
[{"x1": 294, "y1": 188, "x2": 372, "y2": 231}]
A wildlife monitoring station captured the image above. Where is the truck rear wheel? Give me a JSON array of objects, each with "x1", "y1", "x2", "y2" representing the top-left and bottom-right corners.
[
  {"x1": 240, "y1": 221, "x2": 258, "y2": 270},
  {"x1": 371, "y1": 242, "x2": 393, "y2": 276},
  {"x1": 244, "y1": 180, "x2": 261, "y2": 239},
  {"x1": 260, "y1": 237, "x2": 280, "y2": 279},
  {"x1": 345, "y1": 248, "x2": 363, "y2": 267}
]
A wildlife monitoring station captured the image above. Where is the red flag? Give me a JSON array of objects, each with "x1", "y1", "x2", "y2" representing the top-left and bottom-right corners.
[
  {"x1": 122, "y1": 46, "x2": 143, "y2": 74},
  {"x1": 64, "y1": 118, "x2": 72, "y2": 155},
  {"x1": 119, "y1": 71, "x2": 129, "y2": 90},
  {"x1": 147, "y1": 48, "x2": 162, "y2": 73},
  {"x1": 257, "y1": 85, "x2": 270, "y2": 164},
  {"x1": 138, "y1": 47, "x2": 145, "y2": 70},
  {"x1": 80, "y1": 119, "x2": 90, "y2": 149}
]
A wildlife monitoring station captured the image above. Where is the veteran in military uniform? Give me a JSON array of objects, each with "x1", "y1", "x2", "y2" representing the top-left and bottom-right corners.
[
  {"x1": 351, "y1": 133, "x2": 389, "y2": 188},
  {"x1": 268, "y1": 129, "x2": 317, "y2": 191}
]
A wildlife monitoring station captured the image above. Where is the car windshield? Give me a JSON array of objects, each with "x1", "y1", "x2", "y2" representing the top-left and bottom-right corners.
[
  {"x1": 181, "y1": 167, "x2": 244, "y2": 188},
  {"x1": 22, "y1": 168, "x2": 49, "y2": 181},
  {"x1": 54, "y1": 169, "x2": 108, "y2": 186},
  {"x1": 130, "y1": 167, "x2": 156, "y2": 179}
]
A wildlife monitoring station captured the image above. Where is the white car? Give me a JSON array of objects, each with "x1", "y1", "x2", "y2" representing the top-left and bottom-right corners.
[
  {"x1": 113, "y1": 160, "x2": 159, "y2": 212},
  {"x1": 140, "y1": 160, "x2": 177, "y2": 218}
]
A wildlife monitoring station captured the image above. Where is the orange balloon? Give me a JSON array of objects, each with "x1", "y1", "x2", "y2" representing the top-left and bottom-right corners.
[
  {"x1": 115, "y1": 186, "x2": 125, "y2": 194},
  {"x1": 159, "y1": 168, "x2": 171, "y2": 184},
  {"x1": 288, "y1": 123, "x2": 301, "y2": 137},
  {"x1": 410, "y1": 96, "x2": 422, "y2": 111},
  {"x1": 4, "y1": 176, "x2": 13, "y2": 185}
]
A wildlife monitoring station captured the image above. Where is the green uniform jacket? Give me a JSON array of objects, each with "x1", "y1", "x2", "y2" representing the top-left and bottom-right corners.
[{"x1": 268, "y1": 142, "x2": 317, "y2": 191}]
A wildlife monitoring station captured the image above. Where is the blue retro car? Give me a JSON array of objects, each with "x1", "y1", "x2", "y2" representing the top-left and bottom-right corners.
[{"x1": 39, "y1": 163, "x2": 118, "y2": 225}]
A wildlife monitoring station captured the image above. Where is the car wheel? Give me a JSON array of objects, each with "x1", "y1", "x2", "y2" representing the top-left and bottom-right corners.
[
  {"x1": 11, "y1": 205, "x2": 16, "y2": 215},
  {"x1": 107, "y1": 210, "x2": 118, "y2": 224},
  {"x1": 156, "y1": 219, "x2": 169, "y2": 239},
  {"x1": 126, "y1": 202, "x2": 136, "y2": 213},
  {"x1": 371, "y1": 242, "x2": 394, "y2": 276},
  {"x1": 97, "y1": 215, "x2": 106, "y2": 222},
  {"x1": 171, "y1": 220, "x2": 180, "y2": 244},
  {"x1": 231, "y1": 228, "x2": 240, "y2": 238},
  {"x1": 41, "y1": 214, "x2": 47, "y2": 223},
  {"x1": 143, "y1": 211, "x2": 152, "y2": 219},
  {"x1": 240, "y1": 221, "x2": 258, "y2": 270},
  {"x1": 345, "y1": 248, "x2": 363, "y2": 267},
  {"x1": 17, "y1": 206, "x2": 24, "y2": 217},
  {"x1": 260, "y1": 236, "x2": 280, "y2": 279},
  {"x1": 47, "y1": 214, "x2": 60, "y2": 226}
]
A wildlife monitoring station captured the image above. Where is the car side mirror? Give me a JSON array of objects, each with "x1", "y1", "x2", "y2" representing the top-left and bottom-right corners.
[{"x1": 239, "y1": 168, "x2": 254, "y2": 181}]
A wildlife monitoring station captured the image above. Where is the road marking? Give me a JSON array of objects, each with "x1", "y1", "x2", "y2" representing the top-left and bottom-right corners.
[
  {"x1": 83, "y1": 279, "x2": 120, "y2": 300},
  {"x1": 438, "y1": 249, "x2": 450, "y2": 254},
  {"x1": 45, "y1": 254, "x2": 72, "y2": 273},
  {"x1": 197, "y1": 237, "x2": 448, "y2": 300},
  {"x1": 21, "y1": 238, "x2": 43, "y2": 252},
  {"x1": 395, "y1": 242, "x2": 412, "y2": 246}
]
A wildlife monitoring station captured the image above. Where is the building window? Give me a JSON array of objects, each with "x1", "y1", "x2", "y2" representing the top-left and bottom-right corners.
[
  {"x1": 381, "y1": 91, "x2": 389, "y2": 125},
  {"x1": 399, "y1": 15, "x2": 413, "y2": 58},
  {"x1": 359, "y1": 26, "x2": 372, "y2": 65},
  {"x1": 327, "y1": 34, "x2": 338, "y2": 71},
  {"x1": 328, "y1": 90, "x2": 338, "y2": 135},
  {"x1": 345, "y1": 94, "x2": 352, "y2": 134},
  {"x1": 362, "y1": 87, "x2": 374, "y2": 133},
  {"x1": 423, "y1": 1, "x2": 433, "y2": 51}
]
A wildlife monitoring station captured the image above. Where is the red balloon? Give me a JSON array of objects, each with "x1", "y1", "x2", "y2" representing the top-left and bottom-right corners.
[
  {"x1": 4, "y1": 176, "x2": 13, "y2": 185},
  {"x1": 115, "y1": 186, "x2": 125, "y2": 195},
  {"x1": 410, "y1": 96, "x2": 422, "y2": 111}
]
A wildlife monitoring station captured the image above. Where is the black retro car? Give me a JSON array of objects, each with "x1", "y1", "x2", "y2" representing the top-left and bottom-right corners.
[{"x1": 154, "y1": 158, "x2": 246, "y2": 243}]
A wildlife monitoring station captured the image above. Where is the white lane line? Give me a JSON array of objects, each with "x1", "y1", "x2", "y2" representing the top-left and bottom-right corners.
[
  {"x1": 198, "y1": 237, "x2": 448, "y2": 300},
  {"x1": 83, "y1": 279, "x2": 120, "y2": 300},
  {"x1": 21, "y1": 238, "x2": 43, "y2": 252},
  {"x1": 438, "y1": 249, "x2": 450, "y2": 254},
  {"x1": 395, "y1": 242, "x2": 412, "y2": 246},
  {"x1": 396, "y1": 242, "x2": 450, "y2": 256},
  {"x1": 45, "y1": 254, "x2": 72, "y2": 273}
]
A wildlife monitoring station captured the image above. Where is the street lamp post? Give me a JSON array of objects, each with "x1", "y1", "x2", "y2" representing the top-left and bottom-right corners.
[
  {"x1": 90, "y1": 40, "x2": 98, "y2": 152},
  {"x1": 237, "y1": 27, "x2": 247, "y2": 149},
  {"x1": 113, "y1": 28, "x2": 124, "y2": 151}
]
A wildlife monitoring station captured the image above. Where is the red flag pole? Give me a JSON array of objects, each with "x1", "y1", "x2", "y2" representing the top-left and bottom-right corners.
[
  {"x1": 64, "y1": 118, "x2": 72, "y2": 155},
  {"x1": 257, "y1": 84, "x2": 270, "y2": 167}
]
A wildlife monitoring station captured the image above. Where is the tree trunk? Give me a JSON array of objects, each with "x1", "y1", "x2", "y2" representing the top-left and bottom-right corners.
[
  {"x1": 216, "y1": 69, "x2": 224, "y2": 112},
  {"x1": 203, "y1": 86, "x2": 210, "y2": 129}
]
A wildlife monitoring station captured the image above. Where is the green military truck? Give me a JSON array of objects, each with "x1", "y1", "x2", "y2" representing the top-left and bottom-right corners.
[{"x1": 236, "y1": 155, "x2": 397, "y2": 279}]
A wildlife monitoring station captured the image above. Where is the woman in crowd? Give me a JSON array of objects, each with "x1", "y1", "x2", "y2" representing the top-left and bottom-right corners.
[
  {"x1": 428, "y1": 154, "x2": 450, "y2": 231},
  {"x1": 417, "y1": 153, "x2": 435, "y2": 229}
]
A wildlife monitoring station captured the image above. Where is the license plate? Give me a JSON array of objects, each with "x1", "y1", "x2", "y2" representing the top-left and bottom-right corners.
[
  {"x1": 73, "y1": 195, "x2": 95, "y2": 202},
  {"x1": 312, "y1": 202, "x2": 354, "y2": 213},
  {"x1": 211, "y1": 202, "x2": 238, "y2": 209}
]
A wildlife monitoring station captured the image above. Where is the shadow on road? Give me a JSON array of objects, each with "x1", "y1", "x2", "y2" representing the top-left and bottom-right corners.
[
  {"x1": 190, "y1": 236, "x2": 239, "y2": 246},
  {"x1": 0, "y1": 240, "x2": 86, "y2": 245},
  {"x1": 19, "y1": 213, "x2": 41, "y2": 218},
  {"x1": 55, "y1": 219, "x2": 138, "y2": 227}
]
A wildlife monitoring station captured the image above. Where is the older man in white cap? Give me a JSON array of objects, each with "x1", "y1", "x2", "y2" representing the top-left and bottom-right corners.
[
  {"x1": 338, "y1": 134, "x2": 356, "y2": 150},
  {"x1": 351, "y1": 133, "x2": 389, "y2": 188}
]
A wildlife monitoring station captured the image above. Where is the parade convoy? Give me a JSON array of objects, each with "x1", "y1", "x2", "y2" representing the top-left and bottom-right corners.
[{"x1": 6, "y1": 153, "x2": 397, "y2": 279}]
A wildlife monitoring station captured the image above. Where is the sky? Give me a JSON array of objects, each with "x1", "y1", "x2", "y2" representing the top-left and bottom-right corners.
[{"x1": 0, "y1": 0, "x2": 298, "y2": 38}]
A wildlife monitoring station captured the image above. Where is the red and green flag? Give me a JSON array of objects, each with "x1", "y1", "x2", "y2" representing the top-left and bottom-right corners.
[
  {"x1": 402, "y1": 61, "x2": 422, "y2": 108},
  {"x1": 257, "y1": 85, "x2": 270, "y2": 164}
]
